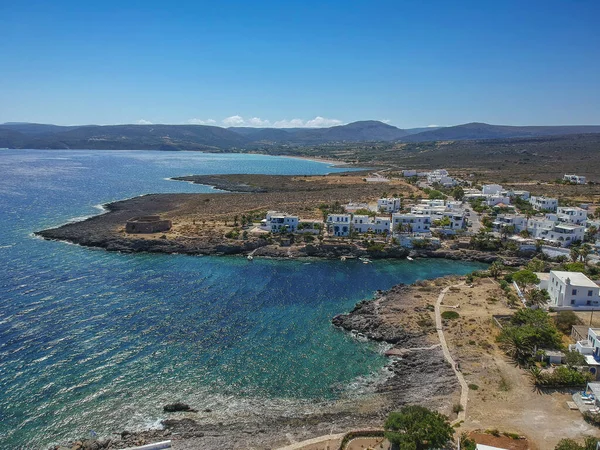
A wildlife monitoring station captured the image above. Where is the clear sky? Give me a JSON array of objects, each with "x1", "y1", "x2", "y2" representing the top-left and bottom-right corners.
[{"x1": 1, "y1": 0, "x2": 598, "y2": 128}]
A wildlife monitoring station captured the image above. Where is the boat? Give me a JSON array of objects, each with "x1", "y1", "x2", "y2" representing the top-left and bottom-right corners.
[
  {"x1": 407, "y1": 256, "x2": 414, "y2": 261},
  {"x1": 340, "y1": 256, "x2": 347, "y2": 261},
  {"x1": 359, "y1": 257, "x2": 372, "y2": 264},
  {"x1": 247, "y1": 255, "x2": 253, "y2": 261}
]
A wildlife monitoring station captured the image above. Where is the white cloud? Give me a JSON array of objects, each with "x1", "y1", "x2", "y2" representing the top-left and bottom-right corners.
[
  {"x1": 304, "y1": 116, "x2": 343, "y2": 128},
  {"x1": 136, "y1": 119, "x2": 152, "y2": 125},
  {"x1": 204, "y1": 115, "x2": 346, "y2": 128},
  {"x1": 272, "y1": 118, "x2": 306, "y2": 128},
  {"x1": 247, "y1": 117, "x2": 271, "y2": 127},
  {"x1": 187, "y1": 118, "x2": 217, "y2": 125},
  {"x1": 222, "y1": 115, "x2": 246, "y2": 126}
]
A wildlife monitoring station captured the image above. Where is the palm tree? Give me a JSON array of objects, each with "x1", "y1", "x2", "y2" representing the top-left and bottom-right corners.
[
  {"x1": 570, "y1": 247, "x2": 580, "y2": 263},
  {"x1": 527, "y1": 366, "x2": 545, "y2": 386},
  {"x1": 525, "y1": 288, "x2": 549, "y2": 308},
  {"x1": 579, "y1": 244, "x2": 591, "y2": 263},
  {"x1": 489, "y1": 261, "x2": 502, "y2": 279}
]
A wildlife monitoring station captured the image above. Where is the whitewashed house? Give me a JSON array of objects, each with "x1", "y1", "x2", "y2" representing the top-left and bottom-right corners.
[
  {"x1": 570, "y1": 328, "x2": 600, "y2": 378},
  {"x1": 377, "y1": 197, "x2": 401, "y2": 213},
  {"x1": 564, "y1": 174, "x2": 586, "y2": 184},
  {"x1": 540, "y1": 271, "x2": 600, "y2": 308},
  {"x1": 482, "y1": 184, "x2": 503, "y2": 195},
  {"x1": 352, "y1": 215, "x2": 392, "y2": 234},
  {"x1": 530, "y1": 196, "x2": 558, "y2": 212},
  {"x1": 505, "y1": 189, "x2": 530, "y2": 200},
  {"x1": 527, "y1": 219, "x2": 584, "y2": 246},
  {"x1": 263, "y1": 211, "x2": 299, "y2": 232},
  {"x1": 555, "y1": 207, "x2": 588, "y2": 225},
  {"x1": 492, "y1": 214, "x2": 528, "y2": 233},
  {"x1": 327, "y1": 213, "x2": 351, "y2": 237},
  {"x1": 486, "y1": 195, "x2": 511, "y2": 207},
  {"x1": 392, "y1": 213, "x2": 431, "y2": 233}
]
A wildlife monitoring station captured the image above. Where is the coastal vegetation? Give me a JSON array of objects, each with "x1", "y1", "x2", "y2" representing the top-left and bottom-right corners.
[{"x1": 384, "y1": 406, "x2": 454, "y2": 450}]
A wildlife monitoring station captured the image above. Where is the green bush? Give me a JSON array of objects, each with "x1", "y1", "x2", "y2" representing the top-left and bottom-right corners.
[
  {"x1": 442, "y1": 310, "x2": 460, "y2": 320},
  {"x1": 468, "y1": 383, "x2": 479, "y2": 390}
]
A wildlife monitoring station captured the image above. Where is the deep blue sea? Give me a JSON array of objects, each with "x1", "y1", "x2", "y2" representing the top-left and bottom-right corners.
[{"x1": 0, "y1": 150, "x2": 485, "y2": 449}]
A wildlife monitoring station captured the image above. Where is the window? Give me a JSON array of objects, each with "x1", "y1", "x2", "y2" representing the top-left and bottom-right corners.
[
  {"x1": 571, "y1": 300, "x2": 576, "y2": 305},
  {"x1": 589, "y1": 290, "x2": 594, "y2": 297},
  {"x1": 572, "y1": 289, "x2": 577, "y2": 295},
  {"x1": 588, "y1": 301, "x2": 592, "y2": 306}
]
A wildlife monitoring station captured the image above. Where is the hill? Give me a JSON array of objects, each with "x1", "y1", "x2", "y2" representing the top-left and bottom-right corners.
[
  {"x1": 0, "y1": 124, "x2": 249, "y2": 150},
  {"x1": 403, "y1": 122, "x2": 600, "y2": 142}
]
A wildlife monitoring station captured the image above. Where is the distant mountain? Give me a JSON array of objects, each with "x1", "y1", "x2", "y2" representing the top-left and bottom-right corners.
[
  {"x1": 403, "y1": 122, "x2": 600, "y2": 142},
  {"x1": 3, "y1": 120, "x2": 600, "y2": 150},
  {"x1": 402, "y1": 126, "x2": 443, "y2": 135},
  {"x1": 0, "y1": 124, "x2": 249, "y2": 150},
  {"x1": 230, "y1": 120, "x2": 408, "y2": 144},
  {"x1": 0, "y1": 122, "x2": 83, "y2": 135}
]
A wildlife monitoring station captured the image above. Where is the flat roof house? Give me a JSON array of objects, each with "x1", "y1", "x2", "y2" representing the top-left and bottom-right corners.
[
  {"x1": 327, "y1": 213, "x2": 351, "y2": 237},
  {"x1": 530, "y1": 196, "x2": 558, "y2": 212},
  {"x1": 392, "y1": 213, "x2": 431, "y2": 233},
  {"x1": 545, "y1": 270, "x2": 600, "y2": 309}
]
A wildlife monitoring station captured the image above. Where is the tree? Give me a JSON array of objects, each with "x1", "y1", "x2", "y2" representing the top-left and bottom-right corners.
[
  {"x1": 564, "y1": 350, "x2": 586, "y2": 369},
  {"x1": 512, "y1": 270, "x2": 540, "y2": 294},
  {"x1": 489, "y1": 261, "x2": 502, "y2": 279},
  {"x1": 428, "y1": 190, "x2": 445, "y2": 200},
  {"x1": 579, "y1": 244, "x2": 592, "y2": 263},
  {"x1": 526, "y1": 258, "x2": 546, "y2": 273},
  {"x1": 554, "y1": 310, "x2": 582, "y2": 334},
  {"x1": 452, "y1": 186, "x2": 464, "y2": 201},
  {"x1": 570, "y1": 247, "x2": 580, "y2": 263},
  {"x1": 384, "y1": 406, "x2": 454, "y2": 450},
  {"x1": 525, "y1": 288, "x2": 550, "y2": 308},
  {"x1": 554, "y1": 438, "x2": 596, "y2": 450}
]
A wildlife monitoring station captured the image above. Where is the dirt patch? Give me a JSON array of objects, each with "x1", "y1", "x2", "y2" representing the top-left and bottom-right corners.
[{"x1": 441, "y1": 278, "x2": 600, "y2": 449}]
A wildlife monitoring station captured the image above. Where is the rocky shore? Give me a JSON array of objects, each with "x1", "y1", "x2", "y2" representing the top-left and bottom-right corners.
[
  {"x1": 35, "y1": 194, "x2": 511, "y2": 264},
  {"x1": 51, "y1": 280, "x2": 463, "y2": 450}
]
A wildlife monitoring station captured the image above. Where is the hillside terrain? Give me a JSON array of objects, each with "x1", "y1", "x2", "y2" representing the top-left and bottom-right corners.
[{"x1": 3, "y1": 120, "x2": 600, "y2": 150}]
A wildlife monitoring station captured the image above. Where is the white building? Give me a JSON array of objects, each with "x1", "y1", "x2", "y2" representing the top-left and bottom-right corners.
[
  {"x1": 327, "y1": 213, "x2": 351, "y2": 236},
  {"x1": 540, "y1": 271, "x2": 600, "y2": 308},
  {"x1": 392, "y1": 213, "x2": 431, "y2": 233},
  {"x1": 482, "y1": 184, "x2": 503, "y2": 195},
  {"x1": 263, "y1": 211, "x2": 299, "y2": 232},
  {"x1": 564, "y1": 174, "x2": 586, "y2": 184},
  {"x1": 486, "y1": 195, "x2": 511, "y2": 207},
  {"x1": 427, "y1": 169, "x2": 457, "y2": 187},
  {"x1": 352, "y1": 215, "x2": 392, "y2": 234},
  {"x1": 377, "y1": 197, "x2": 401, "y2": 213},
  {"x1": 530, "y1": 196, "x2": 558, "y2": 212},
  {"x1": 571, "y1": 328, "x2": 600, "y2": 376},
  {"x1": 555, "y1": 207, "x2": 588, "y2": 225},
  {"x1": 506, "y1": 189, "x2": 530, "y2": 200},
  {"x1": 492, "y1": 214, "x2": 528, "y2": 233},
  {"x1": 527, "y1": 219, "x2": 584, "y2": 246}
]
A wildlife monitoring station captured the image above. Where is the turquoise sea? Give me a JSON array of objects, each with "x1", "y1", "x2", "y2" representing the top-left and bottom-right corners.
[{"x1": 0, "y1": 150, "x2": 485, "y2": 448}]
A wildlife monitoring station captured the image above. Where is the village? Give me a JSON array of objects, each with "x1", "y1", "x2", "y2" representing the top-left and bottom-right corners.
[{"x1": 44, "y1": 167, "x2": 600, "y2": 450}]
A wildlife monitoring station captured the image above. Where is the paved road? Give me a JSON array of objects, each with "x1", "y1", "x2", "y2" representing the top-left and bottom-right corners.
[{"x1": 435, "y1": 283, "x2": 469, "y2": 423}]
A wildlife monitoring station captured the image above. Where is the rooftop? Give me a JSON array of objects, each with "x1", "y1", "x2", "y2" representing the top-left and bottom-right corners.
[{"x1": 551, "y1": 271, "x2": 598, "y2": 288}]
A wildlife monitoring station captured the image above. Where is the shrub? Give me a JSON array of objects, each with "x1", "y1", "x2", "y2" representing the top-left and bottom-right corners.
[
  {"x1": 554, "y1": 310, "x2": 582, "y2": 335},
  {"x1": 452, "y1": 403, "x2": 464, "y2": 414},
  {"x1": 468, "y1": 383, "x2": 479, "y2": 390},
  {"x1": 441, "y1": 311, "x2": 460, "y2": 320}
]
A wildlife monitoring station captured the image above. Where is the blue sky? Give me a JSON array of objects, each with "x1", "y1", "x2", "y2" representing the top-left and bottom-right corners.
[{"x1": 0, "y1": 0, "x2": 598, "y2": 128}]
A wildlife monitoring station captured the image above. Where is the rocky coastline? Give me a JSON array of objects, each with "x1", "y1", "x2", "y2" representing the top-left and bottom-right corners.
[
  {"x1": 50, "y1": 281, "x2": 462, "y2": 450},
  {"x1": 35, "y1": 194, "x2": 510, "y2": 264}
]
